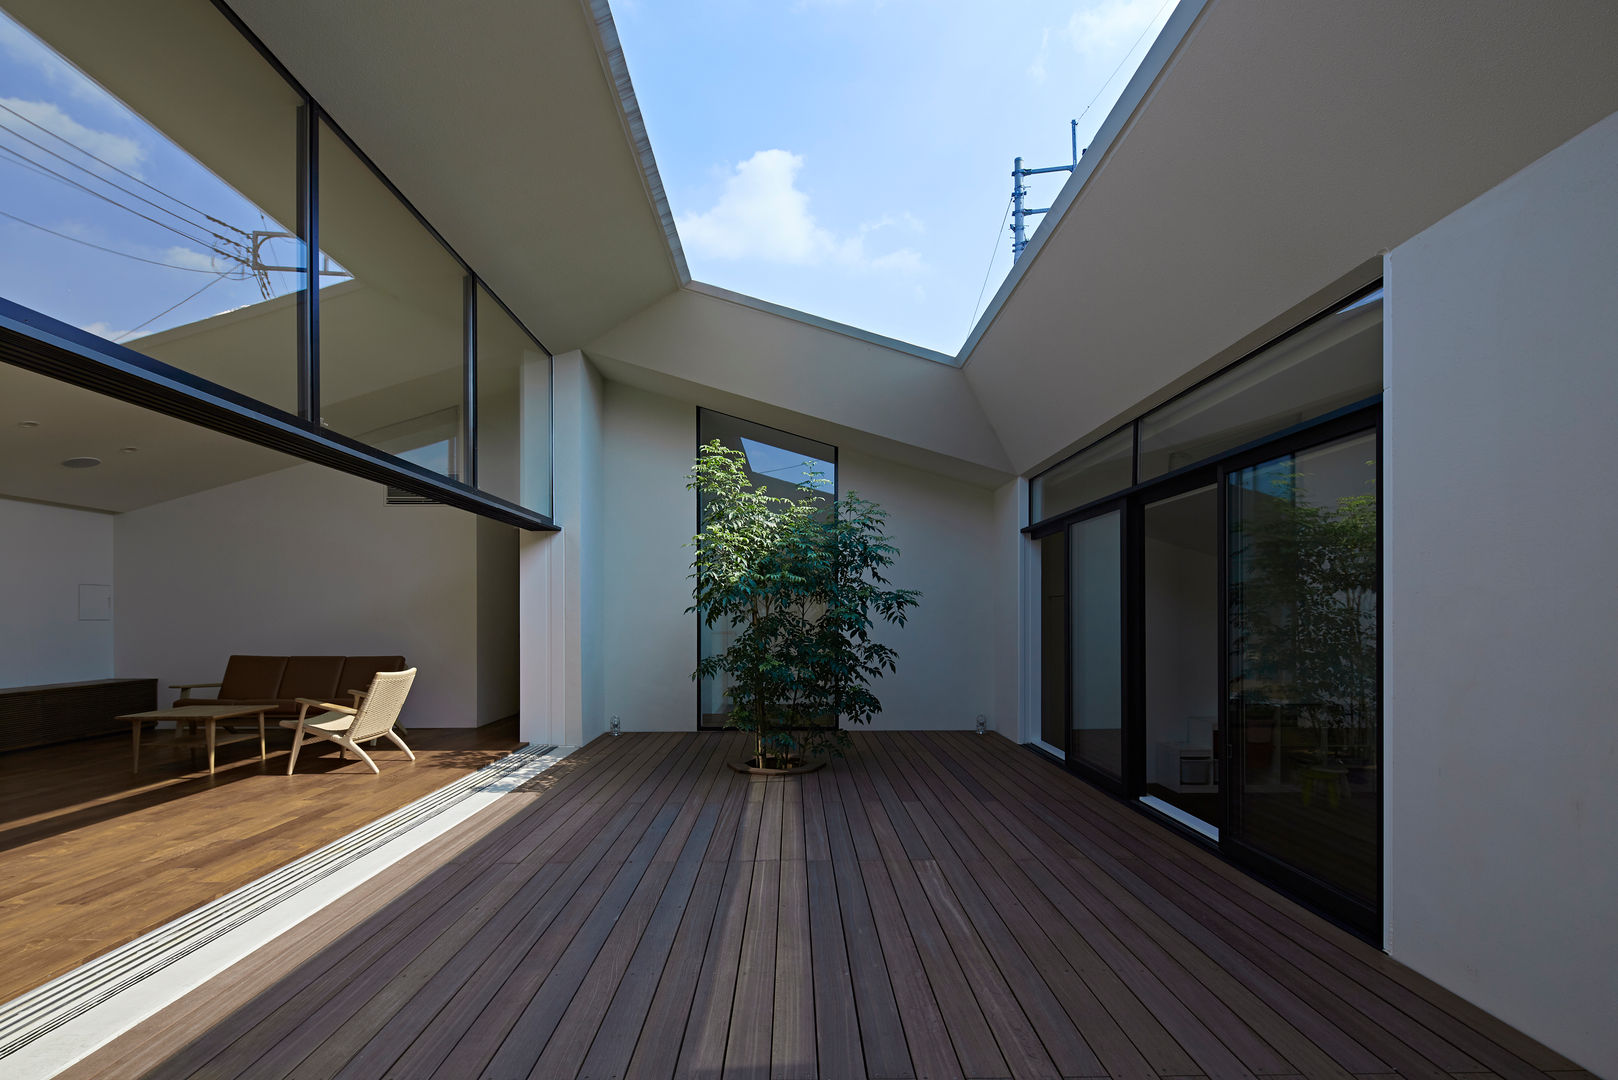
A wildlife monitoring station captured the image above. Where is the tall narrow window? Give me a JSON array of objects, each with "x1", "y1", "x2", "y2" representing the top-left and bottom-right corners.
[{"x1": 695, "y1": 410, "x2": 835, "y2": 731}]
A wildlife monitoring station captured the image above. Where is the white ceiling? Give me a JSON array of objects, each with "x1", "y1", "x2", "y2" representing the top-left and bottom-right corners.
[
  {"x1": 963, "y1": 0, "x2": 1618, "y2": 473},
  {"x1": 0, "y1": 364, "x2": 295, "y2": 512}
]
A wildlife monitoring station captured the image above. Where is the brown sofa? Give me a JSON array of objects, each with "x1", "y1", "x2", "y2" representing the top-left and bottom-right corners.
[{"x1": 172, "y1": 655, "x2": 407, "y2": 719}]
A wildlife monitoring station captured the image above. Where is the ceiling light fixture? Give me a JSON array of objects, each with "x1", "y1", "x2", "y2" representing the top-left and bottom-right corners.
[
  {"x1": 119, "y1": 446, "x2": 138, "y2": 454},
  {"x1": 61, "y1": 456, "x2": 102, "y2": 469},
  {"x1": 17, "y1": 420, "x2": 39, "y2": 428}
]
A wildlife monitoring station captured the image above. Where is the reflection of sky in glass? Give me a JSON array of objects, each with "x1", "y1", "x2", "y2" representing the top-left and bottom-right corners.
[
  {"x1": 0, "y1": 8, "x2": 343, "y2": 343},
  {"x1": 740, "y1": 436, "x2": 833, "y2": 491}
]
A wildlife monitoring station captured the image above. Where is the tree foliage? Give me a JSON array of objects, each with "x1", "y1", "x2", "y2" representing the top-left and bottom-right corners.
[
  {"x1": 688, "y1": 441, "x2": 919, "y2": 767},
  {"x1": 1233, "y1": 467, "x2": 1377, "y2": 759}
]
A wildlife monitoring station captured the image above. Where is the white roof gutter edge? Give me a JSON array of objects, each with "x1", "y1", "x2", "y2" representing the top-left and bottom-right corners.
[
  {"x1": 684, "y1": 281, "x2": 963, "y2": 368},
  {"x1": 955, "y1": 0, "x2": 1212, "y2": 368},
  {"x1": 585, "y1": 0, "x2": 691, "y2": 286}
]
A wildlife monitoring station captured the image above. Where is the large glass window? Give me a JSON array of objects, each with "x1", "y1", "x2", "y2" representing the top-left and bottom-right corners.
[
  {"x1": 1228, "y1": 432, "x2": 1378, "y2": 909},
  {"x1": 696, "y1": 410, "x2": 835, "y2": 731},
  {"x1": 1138, "y1": 290, "x2": 1382, "y2": 480},
  {"x1": 1031, "y1": 286, "x2": 1383, "y2": 934},
  {"x1": 0, "y1": 0, "x2": 304, "y2": 411},
  {"x1": 1030, "y1": 426, "x2": 1132, "y2": 523},
  {"x1": 476, "y1": 286, "x2": 552, "y2": 516},
  {"x1": 315, "y1": 120, "x2": 465, "y2": 479}
]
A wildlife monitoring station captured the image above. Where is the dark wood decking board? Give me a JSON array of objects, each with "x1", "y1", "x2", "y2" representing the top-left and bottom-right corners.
[{"x1": 57, "y1": 732, "x2": 1577, "y2": 1080}]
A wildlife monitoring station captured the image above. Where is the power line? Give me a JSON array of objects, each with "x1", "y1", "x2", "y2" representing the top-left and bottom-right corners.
[
  {"x1": 112, "y1": 272, "x2": 231, "y2": 342},
  {"x1": 0, "y1": 136, "x2": 239, "y2": 257},
  {"x1": 0, "y1": 99, "x2": 248, "y2": 238},
  {"x1": 1074, "y1": 0, "x2": 1176, "y2": 129},
  {"x1": 0, "y1": 116, "x2": 236, "y2": 246},
  {"x1": 966, "y1": 195, "x2": 1012, "y2": 339},
  {"x1": 0, "y1": 206, "x2": 227, "y2": 272}
]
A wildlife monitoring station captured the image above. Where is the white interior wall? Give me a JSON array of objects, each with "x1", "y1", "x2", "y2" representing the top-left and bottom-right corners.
[
  {"x1": 1384, "y1": 110, "x2": 1618, "y2": 1077},
  {"x1": 595, "y1": 381, "x2": 998, "y2": 733},
  {"x1": 114, "y1": 462, "x2": 487, "y2": 728},
  {"x1": 1142, "y1": 536, "x2": 1217, "y2": 783},
  {"x1": 0, "y1": 497, "x2": 115, "y2": 687},
  {"x1": 475, "y1": 518, "x2": 519, "y2": 723}
]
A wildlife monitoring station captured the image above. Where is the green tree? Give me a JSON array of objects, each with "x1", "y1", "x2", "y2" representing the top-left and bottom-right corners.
[
  {"x1": 688, "y1": 441, "x2": 919, "y2": 767},
  {"x1": 1235, "y1": 468, "x2": 1377, "y2": 760}
]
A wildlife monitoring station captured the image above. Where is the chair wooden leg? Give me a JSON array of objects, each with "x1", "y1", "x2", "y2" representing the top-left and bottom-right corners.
[
  {"x1": 384, "y1": 729, "x2": 416, "y2": 761},
  {"x1": 286, "y1": 724, "x2": 307, "y2": 775},
  {"x1": 344, "y1": 737, "x2": 379, "y2": 775}
]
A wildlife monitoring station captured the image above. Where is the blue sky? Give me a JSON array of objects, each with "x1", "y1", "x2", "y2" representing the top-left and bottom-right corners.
[{"x1": 613, "y1": 0, "x2": 1181, "y2": 354}]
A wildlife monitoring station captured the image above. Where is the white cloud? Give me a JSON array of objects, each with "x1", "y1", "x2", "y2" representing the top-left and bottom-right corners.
[
  {"x1": 1029, "y1": 28, "x2": 1051, "y2": 83},
  {"x1": 161, "y1": 246, "x2": 221, "y2": 272},
  {"x1": 0, "y1": 98, "x2": 145, "y2": 174},
  {"x1": 79, "y1": 320, "x2": 143, "y2": 342},
  {"x1": 678, "y1": 149, "x2": 924, "y2": 274},
  {"x1": 1065, "y1": 0, "x2": 1163, "y2": 60}
]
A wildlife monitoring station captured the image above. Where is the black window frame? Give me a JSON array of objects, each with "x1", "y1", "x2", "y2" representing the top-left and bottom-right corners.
[
  {"x1": 1027, "y1": 282, "x2": 1386, "y2": 942},
  {"x1": 0, "y1": 0, "x2": 557, "y2": 530}
]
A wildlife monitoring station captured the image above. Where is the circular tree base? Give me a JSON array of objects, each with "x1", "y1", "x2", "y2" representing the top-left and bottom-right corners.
[{"x1": 728, "y1": 757, "x2": 826, "y2": 776}]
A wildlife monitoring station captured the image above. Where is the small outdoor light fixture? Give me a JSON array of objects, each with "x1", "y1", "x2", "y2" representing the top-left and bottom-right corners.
[
  {"x1": 975, "y1": 714, "x2": 988, "y2": 735},
  {"x1": 610, "y1": 715, "x2": 621, "y2": 736},
  {"x1": 61, "y1": 456, "x2": 102, "y2": 468}
]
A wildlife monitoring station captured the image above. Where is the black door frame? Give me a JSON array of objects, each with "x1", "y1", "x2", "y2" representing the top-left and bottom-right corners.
[
  {"x1": 1034, "y1": 402, "x2": 1383, "y2": 940},
  {"x1": 1132, "y1": 463, "x2": 1221, "y2": 825},
  {"x1": 1030, "y1": 495, "x2": 1129, "y2": 795},
  {"x1": 1214, "y1": 405, "x2": 1383, "y2": 937}
]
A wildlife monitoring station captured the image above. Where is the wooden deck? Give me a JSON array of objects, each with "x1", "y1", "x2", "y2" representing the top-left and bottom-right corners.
[
  {"x1": 59, "y1": 731, "x2": 1586, "y2": 1080},
  {"x1": 0, "y1": 719, "x2": 522, "y2": 1004}
]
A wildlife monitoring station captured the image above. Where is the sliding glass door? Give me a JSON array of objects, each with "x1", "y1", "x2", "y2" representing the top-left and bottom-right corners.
[
  {"x1": 1069, "y1": 507, "x2": 1125, "y2": 781},
  {"x1": 1142, "y1": 482, "x2": 1220, "y2": 836},
  {"x1": 1026, "y1": 286, "x2": 1385, "y2": 936},
  {"x1": 1226, "y1": 430, "x2": 1379, "y2": 918}
]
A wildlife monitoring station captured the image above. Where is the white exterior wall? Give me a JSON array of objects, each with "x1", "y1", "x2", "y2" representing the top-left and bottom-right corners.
[
  {"x1": 1384, "y1": 111, "x2": 1618, "y2": 1076},
  {"x1": 593, "y1": 381, "x2": 999, "y2": 732},
  {"x1": 838, "y1": 448, "x2": 996, "y2": 729},
  {"x1": 991, "y1": 478, "x2": 1027, "y2": 739},
  {"x1": 600, "y1": 382, "x2": 697, "y2": 731},
  {"x1": 114, "y1": 462, "x2": 491, "y2": 729},
  {"x1": 0, "y1": 498, "x2": 115, "y2": 687},
  {"x1": 519, "y1": 350, "x2": 604, "y2": 748}
]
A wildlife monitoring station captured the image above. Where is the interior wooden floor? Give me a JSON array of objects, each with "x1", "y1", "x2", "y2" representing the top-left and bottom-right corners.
[
  {"x1": 61, "y1": 731, "x2": 1589, "y2": 1080},
  {"x1": 0, "y1": 717, "x2": 522, "y2": 1005}
]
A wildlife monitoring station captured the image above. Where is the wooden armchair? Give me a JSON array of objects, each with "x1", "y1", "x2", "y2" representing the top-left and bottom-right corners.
[{"x1": 281, "y1": 668, "x2": 417, "y2": 775}]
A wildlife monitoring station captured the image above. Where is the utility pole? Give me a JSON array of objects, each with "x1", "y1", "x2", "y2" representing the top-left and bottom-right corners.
[{"x1": 1011, "y1": 118, "x2": 1080, "y2": 263}]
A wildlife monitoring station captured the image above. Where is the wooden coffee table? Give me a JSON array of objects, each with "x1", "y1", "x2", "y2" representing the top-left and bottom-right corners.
[{"x1": 118, "y1": 704, "x2": 272, "y2": 775}]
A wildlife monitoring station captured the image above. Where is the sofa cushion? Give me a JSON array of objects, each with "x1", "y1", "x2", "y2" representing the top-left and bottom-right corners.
[
  {"x1": 217, "y1": 656, "x2": 287, "y2": 701},
  {"x1": 337, "y1": 655, "x2": 407, "y2": 698},
  {"x1": 277, "y1": 656, "x2": 344, "y2": 703}
]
